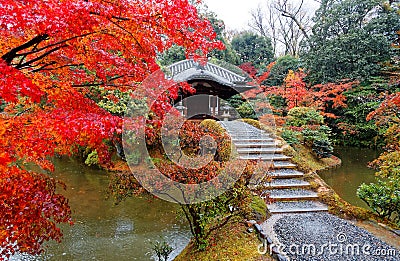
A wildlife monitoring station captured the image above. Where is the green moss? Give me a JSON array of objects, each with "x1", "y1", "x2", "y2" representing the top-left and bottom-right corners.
[
  {"x1": 284, "y1": 143, "x2": 336, "y2": 173},
  {"x1": 319, "y1": 188, "x2": 373, "y2": 220},
  {"x1": 175, "y1": 193, "x2": 272, "y2": 261},
  {"x1": 250, "y1": 194, "x2": 267, "y2": 221},
  {"x1": 175, "y1": 220, "x2": 273, "y2": 261}
]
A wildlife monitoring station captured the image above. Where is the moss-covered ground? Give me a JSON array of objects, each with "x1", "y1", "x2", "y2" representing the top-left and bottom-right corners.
[{"x1": 175, "y1": 219, "x2": 274, "y2": 261}]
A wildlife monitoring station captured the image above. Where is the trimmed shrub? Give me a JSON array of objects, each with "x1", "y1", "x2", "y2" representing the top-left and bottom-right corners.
[
  {"x1": 357, "y1": 178, "x2": 400, "y2": 225},
  {"x1": 281, "y1": 130, "x2": 301, "y2": 145},
  {"x1": 200, "y1": 119, "x2": 232, "y2": 162},
  {"x1": 286, "y1": 107, "x2": 324, "y2": 127},
  {"x1": 237, "y1": 102, "x2": 257, "y2": 119},
  {"x1": 240, "y1": 118, "x2": 261, "y2": 129},
  {"x1": 200, "y1": 119, "x2": 225, "y2": 134},
  {"x1": 284, "y1": 107, "x2": 333, "y2": 158}
]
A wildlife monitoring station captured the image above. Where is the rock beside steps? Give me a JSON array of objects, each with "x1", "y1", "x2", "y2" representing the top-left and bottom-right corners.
[{"x1": 221, "y1": 121, "x2": 328, "y2": 215}]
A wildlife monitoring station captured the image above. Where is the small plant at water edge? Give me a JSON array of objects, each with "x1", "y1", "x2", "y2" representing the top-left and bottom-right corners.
[{"x1": 152, "y1": 238, "x2": 174, "y2": 261}]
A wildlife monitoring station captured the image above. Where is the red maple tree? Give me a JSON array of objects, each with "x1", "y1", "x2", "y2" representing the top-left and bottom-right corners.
[
  {"x1": 0, "y1": 0, "x2": 222, "y2": 258},
  {"x1": 264, "y1": 69, "x2": 357, "y2": 118}
]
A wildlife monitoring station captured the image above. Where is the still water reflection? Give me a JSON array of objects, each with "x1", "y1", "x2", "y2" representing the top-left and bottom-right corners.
[
  {"x1": 319, "y1": 147, "x2": 379, "y2": 209},
  {"x1": 11, "y1": 158, "x2": 190, "y2": 261}
]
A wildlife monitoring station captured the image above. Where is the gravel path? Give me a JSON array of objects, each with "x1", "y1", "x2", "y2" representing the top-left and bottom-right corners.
[{"x1": 265, "y1": 213, "x2": 400, "y2": 261}]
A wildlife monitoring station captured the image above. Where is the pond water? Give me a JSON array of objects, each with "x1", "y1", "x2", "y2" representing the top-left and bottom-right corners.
[
  {"x1": 11, "y1": 158, "x2": 190, "y2": 261},
  {"x1": 319, "y1": 147, "x2": 380, "y2": 209}
]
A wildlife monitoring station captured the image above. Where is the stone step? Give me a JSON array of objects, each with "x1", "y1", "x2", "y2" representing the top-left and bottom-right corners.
[
  {"x1": 272, "y1": 161, "x2": 297, "y2": 169},
  {"x1": 269, "y1": 169, "x2": 305, "y2": 179},
  {"x1": 220, "y1": 122, "x2": 264, "y2": 130},
  {"x1": 228, "y1": 132, "x2": 269, "y2": 135},
  {"x1": 267, "y1": 201, "x2": 328, "y2": 214},
  {"x1": 234, "y1": 142, "x2": 280, "y2": 148},
  {"x1": 232, "y1": 138, "x2": 275, "y2": 143},
  {"x1": 239, "y1": 154, "x2": 291, "y2": 161},
  {"x1": 237, "y1": 147, "x2": 283, "y2": 154},
  {"x1": 262, "y1": 189, "x2": 319, "y2": 201},
  {"x1": 265, "y1": 178, "x2": 310, "y2": 189},
  {"x1": 230, "y1": 136, "x2": 272, "y2": 141},
  {"x1": 225, "y1": 130, "x2": 265, "y2": 133}
]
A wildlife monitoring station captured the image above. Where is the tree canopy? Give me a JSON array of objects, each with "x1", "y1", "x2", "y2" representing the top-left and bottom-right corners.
[
  {"x1": 231, "y1": 31, "x2": 274, "y2": 69},
  {"x1": 158, "y1": 8, "x2": 239, "y2": 66},
  {"x1": 0, "y1": 0, "x2": 222, "y2": 257},
  {"x1": 301, "y1": 0, "x2": 400, "y2": 83}
]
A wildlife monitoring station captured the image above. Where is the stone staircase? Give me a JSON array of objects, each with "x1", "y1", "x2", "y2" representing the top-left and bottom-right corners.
[{"x1": 220, "y1": 121, "x2": 328, "y2": 215}]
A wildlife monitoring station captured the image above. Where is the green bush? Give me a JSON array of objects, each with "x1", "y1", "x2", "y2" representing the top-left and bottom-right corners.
[
  {"x1": 357, "y1": 178, "x2": 400, "y2": 225},
  {"x1": 227, "y1": 94, "x2": 245, "y2": 109},
  {"x1": 358, "y1": 149, "x2": 400, "y2": 226},
  {"x1": 283, "y1": 107, "x2": 333, "y2": 158},
  {"x1": 312, "y1": 138, "x2": 334, "y2": 158},
  {"x1": 85, "y1": 150, "x2": 99, "y2": 166},
  {"x1": 301, "y1": 127, "x2": 333, "y2": 158},
  {"x1": 237, "y1": 102, "x2": 257, "y2": 119},
  {"x1": 286, "y1": 107, "x2": 324, "y2": 127},
  {"x1": 301, "y1": 127, "x2": 330, "y2": 143},
  {"x1": 281, "y1": 130, "x2": 300, "y2": 145}
]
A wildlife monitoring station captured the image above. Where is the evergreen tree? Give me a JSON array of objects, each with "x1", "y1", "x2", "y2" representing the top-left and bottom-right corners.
[{"x1": 301, "y1": 0, "x2": 400, "y2": 83}]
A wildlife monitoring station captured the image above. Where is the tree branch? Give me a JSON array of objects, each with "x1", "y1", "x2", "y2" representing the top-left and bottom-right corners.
[
  {"x1": 205, "y1": 213, "x2": 235, "y2": 239},
  {"x1": 16, "y1": 45, "x2": 67, "y2": 70},
  {"x1": 32, "y1": 63, "x2": 84, "y2": 73},
  {"x1": 281, "y1": 12, "x2": 310, "y2": 41},
  {"x1": 1, "y1": 34, "x2": 49, "y2": 64},
  {"x1": 275, "y1": 0, "x2": 310, "y2": 42},
  {"x1": 16, "y1": 31, "x2": 99, "y2": 57},
  {"x1": 71, "y1": 75, "x2": 126, "y2": 88}
]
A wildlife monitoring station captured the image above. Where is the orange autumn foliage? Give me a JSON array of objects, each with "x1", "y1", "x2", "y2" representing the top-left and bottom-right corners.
[
  {"x1": 264, "y1": 69, "x2": 358, "y2": 118},
  {"x1": 0, "y1": 0, "x2": 222, "y2": 258}
]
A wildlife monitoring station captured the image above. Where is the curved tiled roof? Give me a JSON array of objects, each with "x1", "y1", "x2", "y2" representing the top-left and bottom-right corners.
[{"x1": 166, "y1": 59, "x2": 251, "y2": 88}]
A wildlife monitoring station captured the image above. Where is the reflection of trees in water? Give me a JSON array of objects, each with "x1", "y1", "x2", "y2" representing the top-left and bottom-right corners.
[
  {"x1": 29, "y1": 158, "x2": 191, "y2": 260},
  {"x1": 318, "y1": 147, "x2": 378, "y2": 208}
]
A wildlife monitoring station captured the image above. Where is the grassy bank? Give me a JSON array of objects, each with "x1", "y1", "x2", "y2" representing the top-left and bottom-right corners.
[
  {"x1": 174, "y1": 192, "x2": 273, "y2": 260},
  {"x1": 175, "y1": 219, "x2": 274, "y2": 261}
]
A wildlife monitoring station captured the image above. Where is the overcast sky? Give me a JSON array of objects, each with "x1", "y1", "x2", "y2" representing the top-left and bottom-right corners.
[{"x1": 203, "y1": 0, "x2": 320, "y2": 31}]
